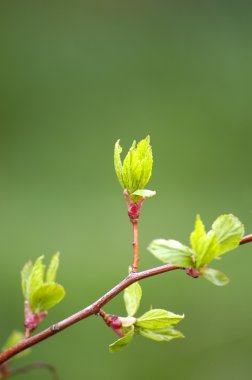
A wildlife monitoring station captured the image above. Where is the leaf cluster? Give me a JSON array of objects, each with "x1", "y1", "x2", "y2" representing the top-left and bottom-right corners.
[
  {"x1": 114, "y1": 136, "x2": 156, "y2": 201},
  {"x1": 148, "y1": 214, "x2": 244, "y2": 286},
  {"x1": 21, "y1": 253, "x2": 65, "y2": 313},
  {"x1": 109, "y1": 282, "x2": 184, "y2": 352}
]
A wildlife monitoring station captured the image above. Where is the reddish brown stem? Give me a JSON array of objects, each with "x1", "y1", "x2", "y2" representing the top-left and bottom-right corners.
[
  {"x1": 0, "y1": 263, "x2": 180, "y2": 365},
  {"x1": 131, "y1": 220, "x2": 139, "y2": 272},
  {"x1": 1, "y1": 234, "x2": 252, "y2": 366},
  {"x1": 240, "y1": 234, "x2": 252, "y2": 245}
]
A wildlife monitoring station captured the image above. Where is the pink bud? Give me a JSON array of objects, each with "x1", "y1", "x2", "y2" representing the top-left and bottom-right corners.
[
  {"x1": 128, "y1": 203, "x2": 141, "y2": 220},
  {"x1": 24, "y1": 311, "x2": 48, "y2": 332},
  {"x1": 24, "y1": 313, "x2": 40, "y2": 331},
  {"x1": 110, "y1": 316, "x2": 122, "y2": 330},
  {"x1": 186, "y1": 267, "x2": 201, "y2": 278}
]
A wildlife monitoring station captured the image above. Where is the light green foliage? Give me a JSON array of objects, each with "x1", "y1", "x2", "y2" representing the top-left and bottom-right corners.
[
  {"x1": 110, "y1": 287, "x2": 184, "y2": 352},
  {"x1": 2, "y1": 330, "x2": 31, "y2": 359},
  {"x1": 190, "y1": 214, "x2": 244, "y2": 268},
  {"x1": 114, "y1": 140, "x2": 124, "y2": 188},
  {"x1": 135, "y1": 309, "x2": 184, "y2": 330},
  {"x1": 29, "y1": 256, "x2": 46, "y2": 300},
  {"x1": 134, "y1": 309, "x2": 184, "y2": 346},
  {"x1": 30, "y1": 283, "x2": 65, "y2": 312},
  {"x1": 123, "y1": 282, "x2": 142, "y2": 317},
  {"x1": 212, "y1": 214, "x2": 245, "y2": 255},
  {"x1": 109, "y1": 309, "x2": 184, "y2": 352},
  {"x1": 109, "y1": 327, "x2": 134, "y2": 353},
  {"x1": 190, "y1": 215, "x2": 220, "y2": 268},
  {"x1": 21, "y1": 253, "x2": 65, "y2": 313},
  {"x1": 21, "y1": 261, "x2": 33, "y2": 299},
  {"x1": 201, "y1": 267, "x2": 230, "y2": 286},
  {"x1": 149, "y1": 213, "x2": 244, "y2": 286},
  {"x1": 148, "y1": 239, "x2": 194, "y2": 267},
  {"x1": 46, "y1": 252, "x2": 60, "y2": 283},
  {"x1": 138, "y1": 327, "x2": 184, "y2": 342},
  {"x1": 114, "y1": 136, "x2": 155, "y2": 199}
]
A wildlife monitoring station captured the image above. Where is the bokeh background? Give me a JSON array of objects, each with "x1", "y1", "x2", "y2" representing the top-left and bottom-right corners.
[{"x1": 1, "y1": 1, "x2": 252, "y2": 379}]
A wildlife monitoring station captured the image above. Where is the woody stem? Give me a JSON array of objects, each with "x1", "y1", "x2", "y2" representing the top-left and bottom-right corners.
[{"x1": 131, "y1": 220, "x2": 139, "y2": 272}]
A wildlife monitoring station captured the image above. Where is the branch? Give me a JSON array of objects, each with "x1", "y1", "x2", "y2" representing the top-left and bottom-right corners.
[
  {"x1": 0, "y1": 263, "x2": 180, "y2": 365},
  {"x1": 0, "y1": 234, "x2": 251, "y2": 366},
  {"x1": 240, "y1": 234, "x2": 252, "y2": 245}
]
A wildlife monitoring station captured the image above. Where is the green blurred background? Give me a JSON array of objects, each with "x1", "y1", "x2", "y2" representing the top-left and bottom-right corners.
[{"x1": 1, "y1": 1, "x2": 252, "y2": 379}]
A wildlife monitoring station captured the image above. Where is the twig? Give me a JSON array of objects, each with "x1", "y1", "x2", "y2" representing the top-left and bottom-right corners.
[
  {"x1": 131, "y1": 220, "x2": 139, "y2": 272},
  {"x1": 0, "y1": 263, "x2": 180, "y2": 364},
  {"x1": 240, "y1": 234, "x2": 252, "y2": 245},
  {"x1": 0, "y1": 234, "x2": 251, "y2": 365}
]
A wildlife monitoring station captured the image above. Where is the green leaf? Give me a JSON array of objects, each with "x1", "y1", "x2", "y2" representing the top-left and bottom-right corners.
[
  {"x1": 118, "y1": 136, "x2": 153, "y2": 196},
  {"x1": 148, "y1": 239, "x2": 194, "y2": 267},
  {"x1": 46, "y1": 252, "x2": 60, "y2": 283},
  {"x1": 190, "y1": 214, "x2": 207, "y2": 255},
  {"x1": 136, "y1": 309, "x2": 184, "y2": 330},
  {"x1": 123, "y1": 282, "x2": 142, "y2": 317},
  {"x1": 29, "y1": 256, "x2": 46, "y2": 300},
  {"x1": 2, "y1": 330, "x2": 31, "y2": 359},
  {"x1": 109, "y1": 326, "x2": 134, "y2": 353},
  {"x1": 114, "y1": 140, "x2": 124, "y2": 188},
  {"x1": 212, "y1": 214, "x2": 244, "y2": 255},
  {"x1": 30, "y1": 283, "x2": 65, "y2": 312},
  {"x1": 21, "y1": 261, "x2": 33, "y2": 299},
  {"x1": 201, "y1": 267, "x2": 230, "y2": 286},
  {"x1": 132, "y1": 189, "x2": 156, "y2": 198},
  {"x1": 190, "y1": 215, "x2": 220, "y2": 268},
  {"x1": 138, "y1": 327, "x2": 184, "y2": 342},
  {"x1": 134, "y1": 136, "x2": 153, "y2": 190},
  {"x1": 122, "y1": 140, "x2": 138, "y2": 195}
]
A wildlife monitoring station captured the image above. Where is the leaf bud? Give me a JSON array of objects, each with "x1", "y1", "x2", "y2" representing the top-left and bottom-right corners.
[{"x1": 114, "y1": 136, "x2": 155, "y2": 202}]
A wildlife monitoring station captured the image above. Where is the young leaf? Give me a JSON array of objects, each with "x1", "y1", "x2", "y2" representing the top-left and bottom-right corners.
[
  {"x1": 138, "y1": 327, "x2": 184, "y2": 342},
  {"x1": 123, "y1": 282, "x2": 142, "y2": 317},
  {"x1": 29, "y1": 256, "x2": 46, "y2": 300},
  {"x1": 114, "y1": 140, "x2": 124, "y2": 189},
  {"x1": 109, "y1": 326, "x2": 134, "y2": 353},
  {"x1": 136, "y1": 309, "x2": 184, "y2": 330},
  {"x1": 122, "y1": 140, "x2": 138, "y2": 195},
  {"x1": 132, "y1": 189, "x2": 156, "y2": 198},
  {"x1": 201, "y1": 267, "x2": 230, "y2": 286},
  {"x1": 134, "y1": 136, "x2": 153, "y2": 190},
  {"x1": 212, "y1": 214, "x2": 244, "y2": 255},
  {"x1": 196, "y1": 231, "x2": 220, "y2": 268},
  {"x1": 116, "y1": 136, "x2": 153, "y2": 197},
  {"x1": 46, "y1": 252, "x2": 60, "y2": 283},
  {"x1": 190, "y1": 215, "x2": 220, "y2": 268},
  {"x1": 30, "y1": 283, "x2": 65, "y2": 313},
  {"x1": 190, "y1": 215, "x2": 207, "y2": 255},
  {"x1": 21, "y1": 261, "x2": 33, "y2": 299},
  {"x1": 148, "y1": 239, "x2": 194, "y2": 267}
]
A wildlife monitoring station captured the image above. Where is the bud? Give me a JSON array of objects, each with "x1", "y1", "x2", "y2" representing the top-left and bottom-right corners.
[
  {"x1": 24, "y1": 311, "x2": 48, "y2": 332},
  {"x1": 186, "y1": 267, "x2": 201, "y2": 278},
  {"x1": 114, "y1": 136, "x2": 155, "y2": 202}
]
